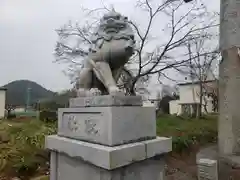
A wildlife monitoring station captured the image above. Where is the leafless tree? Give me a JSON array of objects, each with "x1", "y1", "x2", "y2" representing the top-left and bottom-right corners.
[
  {"x1": 5, "y1": 104, "x2": 16, "y2": 118},
  {"x1": 54, "y1": 0, "x2": 218, "y2": 95},
  {"x1": 178, "y1": 38, "x2": 220, "y2": 118},
  {"x1": 135, "y1": 75, "x2": 151, "y2": 99}
]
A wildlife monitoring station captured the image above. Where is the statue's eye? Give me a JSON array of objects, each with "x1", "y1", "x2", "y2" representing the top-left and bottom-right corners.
[{"x1": 116, "y1": 16, "x2": 120, "y2": 20}]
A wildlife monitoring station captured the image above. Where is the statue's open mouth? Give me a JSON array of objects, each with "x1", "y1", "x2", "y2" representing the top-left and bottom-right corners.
[
  {"x1": 102, "y1": 22, "x2": 126, "y2": 33},
  {"x1": 105, "y1": 28, "x2": 118, "y2": 33}
]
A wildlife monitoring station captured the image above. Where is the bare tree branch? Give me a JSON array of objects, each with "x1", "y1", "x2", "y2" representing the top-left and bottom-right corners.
[
  {"x1": 54, "y1": 0, "x2": 219, "y2": 95},
  {"x1": 179, "y1": 37, "x2": 220, "y2": 117}
]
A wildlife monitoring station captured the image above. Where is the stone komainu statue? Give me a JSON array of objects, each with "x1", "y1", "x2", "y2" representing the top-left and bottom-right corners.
[{"x1": 75, "y1": 10, "x2": 136, "y2": 96}]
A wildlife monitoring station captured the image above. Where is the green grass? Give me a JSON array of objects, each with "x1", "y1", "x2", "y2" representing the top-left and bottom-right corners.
[
  {"x1": 15, "y1": 111, "x2": 39, "y2": 118},
  {"x1": 157, "y1": 114, "x2": 218, "y2": 152},
  {"x1": 0, "y1": 114, "x2": 218, "y2": 178},
  {"x1": 31, "y1": 175, "x2": 49, "y2": 180},
  {"x1": 0, "y1": 118, "x2": 56, "y2": 178}
]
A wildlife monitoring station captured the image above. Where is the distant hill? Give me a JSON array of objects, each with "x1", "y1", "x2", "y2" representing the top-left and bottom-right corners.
[
  {"x1": 2, "y1": 80, "x2": 55, "y2": 106},
  {"x1": 38, "y1": 89, "x2": 77, "y2": 110}
]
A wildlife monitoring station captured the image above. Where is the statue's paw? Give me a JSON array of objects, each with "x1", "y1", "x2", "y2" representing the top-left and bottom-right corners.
[
  {"x1": 109, "y1": 86, "x2": 125, "y2": 96},
  {"x1": 90, "y1": 88, "x2": 101, "y2": 96},
  {"x1": 77, "y1": 88, "x2": 88, "y2": 97}
]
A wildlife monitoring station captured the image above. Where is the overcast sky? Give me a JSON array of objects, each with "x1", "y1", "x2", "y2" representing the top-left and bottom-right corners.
[{"x1": 0, "y1": 0, "x2": 219, "y2": 92}]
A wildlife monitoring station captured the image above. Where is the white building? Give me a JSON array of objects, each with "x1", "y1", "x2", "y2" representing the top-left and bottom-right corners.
[
  {"x1": 0, "y1": 88, "x2": 6, "y2": 118},
  {"x1": 169, "y1": 80, "x2": 218, "y2": 116},
  {"x1": 14, "y1": 107, "x2": 26, "y2": 113}
]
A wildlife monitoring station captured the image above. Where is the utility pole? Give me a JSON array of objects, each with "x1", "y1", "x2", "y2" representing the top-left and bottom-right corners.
[{"x1": 26, "y1": 87, "x2": 31, "y2": 111}]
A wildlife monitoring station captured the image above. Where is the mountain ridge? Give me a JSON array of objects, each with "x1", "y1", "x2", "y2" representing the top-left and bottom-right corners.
[{"x1": 2, "y1": 80, "x2": 55, "y2": 106}]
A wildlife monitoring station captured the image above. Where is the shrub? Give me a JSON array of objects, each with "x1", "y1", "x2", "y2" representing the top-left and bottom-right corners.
[
  {"x1": 0, "y1": 119, "x2": 57, "y2": 177},
  {"x1": 39, "y1": 110, "x2": 57, "y2": 122},
  {"x1": 172, "y1": 136, "x2": 193, "y2": 153},
  {"x1": 7, "y1": 113, "x2": 16, "y2": 119},
  {"x1": 157, "y1": 114, "x2": 217, "y2": 153}
]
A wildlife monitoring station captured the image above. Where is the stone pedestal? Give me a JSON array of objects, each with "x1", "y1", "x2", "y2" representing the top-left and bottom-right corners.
[
  {"x1": 197, "y1": 158, "x2": 218, "y2": 180},
  {"x1": 196, "y1": 145, "x2": 240, "y2": 180},
  {"x1": 46, "y1": 95, "x2": 172, "y2": 180}
]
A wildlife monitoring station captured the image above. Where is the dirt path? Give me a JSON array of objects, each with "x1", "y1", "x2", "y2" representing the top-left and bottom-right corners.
[{"x1": 165, "y1": 150, "x2": 199, "y2": 180}]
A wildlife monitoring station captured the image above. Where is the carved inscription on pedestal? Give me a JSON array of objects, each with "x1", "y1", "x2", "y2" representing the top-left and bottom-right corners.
[
  {"x1": 67, "y1": 115, "x2": 79, "y2": 132},
  {"x1": 62, "y1": 113, "x2": 101, "y2": 137},
  {"x1": 85, "y1": 119, "x2": 99, "y2": 135}
]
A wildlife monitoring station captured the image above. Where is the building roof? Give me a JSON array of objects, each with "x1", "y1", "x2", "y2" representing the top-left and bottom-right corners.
[
  {"x1": 177, "y1": 80, "x2": 217, "y2": 86},
  {"x1": 0, "y1": 87, "x2": 7, "y2": 91}
]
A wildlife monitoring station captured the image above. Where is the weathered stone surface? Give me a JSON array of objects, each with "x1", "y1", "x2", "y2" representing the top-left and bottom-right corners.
[
  {"x1": 197, "y1": 158, "x2": 218, "y2": 180},
  {"x1": 219, "y1": 154, "x2": 240, "y2": 169},
  {"x1": 196, "y1": 145, "x2": 218, "y2": 162},
  {"x1": 75, "y1": 11, "x2": 136, "y2": 96},
  {"x1": 58, "y1": 106, "x2": 156, "y2": 146},
  {"x1": 196, "y1": 145, "x2": 240, "y2": 180},
  {"x1": 145, "y1": 137, "x2": 172, "y2": 158},
  {"x1": 50, "y1": 151, "x2": 57, "y2": 180},
  {"x1": 51, "y1": 152, "x2": 165, "y2": 180},
  {"x1": 220, "y1": 0, "x2": 240, "y2": 50},
  {"x1": 69, "y1": 95, "x2": 142, "y2": 107},
  {"x1": 45, "y1": 135, "x2": 172, "y2": 170},
  {"x1": 218, "y1": 48, "x2": 240, "y2": 154}
]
